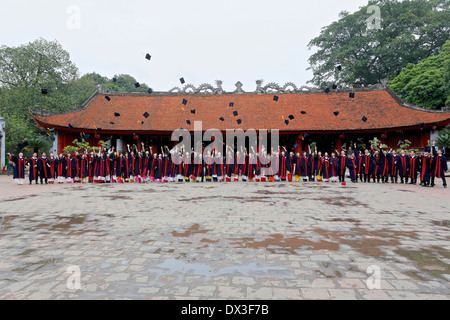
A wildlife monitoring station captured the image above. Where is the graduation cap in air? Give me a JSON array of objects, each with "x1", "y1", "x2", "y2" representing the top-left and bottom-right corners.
[
  {"x1": 401, "y1": 90, "x2": 407, "y2": 97},
  {"x1": 50, "y1": 136, "x2": 56, "y2": 142},
  {"x1": 273, "y1": 95, "x2": 279, "y2": 101},
  {"x1": 68, "y1": 123, "x2": 73, "y2": 129},
  {"x1": 49, "y1": 128, "x2": 55, "y2": 132},
  {"x1": 362, "y1": 116, "x2": 368, "y2": 123},
  {"x1": 180, "y1": 78, "x2": 185, "y2": 84},
  {"x1": 293, "y1": 143, "x2": 299, "y2": 148},
  {"x1": 419, "y1": 123, "x2": 425, "y2": 130},
  {"x1": 190, "y1": 109, "x2": 196, "y2": 114},
  {"x1": 301, "y1": 111, "x2": 307, "y2": 115},
  {"x1": 236, "y1": 119, "x2": 242, "y2": 125},
  {"x1": 41, "y1": 89, "x2": 48, "y2": 95},
  {"x1": 182, "y1": 98, "x2": 188, "y2": 105},
  {"x1": 303, "y1": 133, "x2": 309, "y2": 138},
  {"x1": 85, "y1": 134, "x2": 90, "y2": 140},
  {"x1": 143, "y1": 112, "x2": 150, "y2": 119},
  {"x1": 110, "y1": 121, "x2": 115, "y2": 125},
  {"x1": 113, "y1": 77, "x2": 117, "y2": 83},
  {"x1": 233, "y1": 111, "x2": 238, "y2": 117},
  {"x1": 288, "y1": 115, "x2": 294, "y2": 120},
  {"x1": 147, "y1": 88, "x2": 153, "y2": 94},
  {"x1": 332, "y1": 84, "x2": 338, "y2": 90},
  {"x1": 105, "y1": 96, "x2": 111, "y2": 101},
  {"x1": 336, "y1": 65, "x2": 342, "y2": 71},
  {"x1": 219, "y1": 117, "x2": 225, "y2": 121},
  {"x1": 97, "y1": 127, "x2": 102, "y2": 131},
  {"x1": 145, "y1": 53, "x2": 151, "y2": 60},
  {"x1": 397, "y1": 140, "x2": 403, "y2": 147},
  {"x1": 114, "y1": 112, "x2": 120, "y2": 117},
  {"x1": 333, "y1": 111, "x2": 340, "y2": 116},
  {"x1": 325, "y1": 88, "x2": 330, "y2": 94},
  {"x1": 135, "y1": 82, "x2": 140, "y2": 88},
  {"x1": 284, "y1": 119, "x2": 289, "y2": 125},
  {"x1": 229, "y1": 102, "x2": 234, "y2": 107},
  {"x1": 186, "y1": 120, "x2": 191, "y2": 125},
  {"x1": 349, "y1": 92, "x2": 355, "y2": 98}
]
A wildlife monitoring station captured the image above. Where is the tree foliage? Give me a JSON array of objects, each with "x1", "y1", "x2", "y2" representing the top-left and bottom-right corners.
[
  {"x1": 307, "y1": 0, "x2": 450, "y2": 88},
  {"x1": 0, "y1": 38, "x2": 149, "y2": 154},
  {"x1": 389, "y1": 40, "x2": 450, "y2": 109}
]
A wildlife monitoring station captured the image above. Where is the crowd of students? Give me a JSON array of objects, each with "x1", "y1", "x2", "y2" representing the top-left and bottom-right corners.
[{"x1": 7, "y1": 141, "x2": 448, "y2": 188}]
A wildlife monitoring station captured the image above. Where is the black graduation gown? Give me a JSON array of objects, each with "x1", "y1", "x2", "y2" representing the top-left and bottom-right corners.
[
  {"x1": 11, "y1": 155, "x2": 26, "y2": 179},
  {"x1": 28, "y1": 158, "x2": 39, "y2": 181}
]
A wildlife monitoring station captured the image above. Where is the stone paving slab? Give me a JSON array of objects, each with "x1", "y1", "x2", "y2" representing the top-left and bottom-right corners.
[{"x1": 0, "y1": 175, "x2": 449, "y2": 300}]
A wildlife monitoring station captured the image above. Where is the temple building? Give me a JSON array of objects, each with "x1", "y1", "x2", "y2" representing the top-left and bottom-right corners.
[{"x1": 29, "y1": 81, "x2": 450, "y2": 155}]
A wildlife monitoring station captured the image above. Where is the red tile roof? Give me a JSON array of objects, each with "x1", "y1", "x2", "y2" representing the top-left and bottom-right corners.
[{"x1": 30, "y1": 89, "x2": 450, "y2": 133}]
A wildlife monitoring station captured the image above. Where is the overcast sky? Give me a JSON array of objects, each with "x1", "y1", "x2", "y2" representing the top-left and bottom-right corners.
[{"x1": 0, "y1": 0, "x2": 369, "y2": 91}]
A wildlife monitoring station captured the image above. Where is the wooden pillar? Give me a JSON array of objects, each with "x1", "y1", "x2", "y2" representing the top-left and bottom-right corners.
[
  {"x1": 335, "y1": 137, "x2": 342, "y2": 152},
  {"x1": 296, "y1": 135, "x2": 302, "y2": 154}
]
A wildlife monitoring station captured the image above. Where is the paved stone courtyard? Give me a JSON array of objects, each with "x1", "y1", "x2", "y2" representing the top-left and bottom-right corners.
[{"x1": 0, "y1": 175, "x2": 449, "y2": 300}]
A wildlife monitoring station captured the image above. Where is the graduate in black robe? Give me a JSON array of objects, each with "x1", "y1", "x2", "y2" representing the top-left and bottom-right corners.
[
  {"x1": 38, "y1": 152, "x2": 51, "y2": 184},
  {"x1": 409, "y1": 151, "x2": 420, "y2": 185},
  {"x1": 27, "y1": 153, "x2": 39, "y2": 184},
  {"x1": 11, "y1": 153, "x2": 26, "y2": 185},
  {"x1": 431, "y1": 145, "x2": 448, "y2": 188}
]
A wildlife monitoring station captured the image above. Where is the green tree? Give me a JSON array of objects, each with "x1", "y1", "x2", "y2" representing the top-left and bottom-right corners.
[
  {"x1": 307, "y1": 0, "x2": 450, "y2": 88},
  {"x1": 388, "y1": 40, "x2": 450, "y2": 109}
]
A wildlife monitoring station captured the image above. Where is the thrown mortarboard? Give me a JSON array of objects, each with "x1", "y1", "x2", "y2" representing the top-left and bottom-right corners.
[
  {"x1": 68, "y1": 123, "x2": 73, "y2": 129},
  {"x1": 219, "y1": 117, "x2": 225, "y2": 121},
  {"x1": 293, "y1": 143, "x2": 299, "y2": 148},
  {"x1": 145, "y1": 53, "x2": 151, "y2": 60},
  {"x1": 284, "y1": 119, "x2": 289, "y2": 125},
  {"x1": 110, "y1": 121, "x2": 115, "y2": 125},
  {"x1": 41, "y1": 89, "x2": 48, "y2": 95},
  {"x1": 180, "y1": 78, "x2": 185, "y2": 84},
  {"x1": 186, "y1": 120, "x2": 191, "y2": 125},
  {"x1": 236, "y1": 119, "x2": 242, "y2": 124},
  {"x1": 113, "y1": 77, "x2": 117, "y2": 83},
  {"x1": 273, "y1": 95, "x2": 279, "y2": 101},
  {"x1": 135, "y1": 82, "x2": 140, "y2": 88},
  {"x1": 303, "y1": 133, "x2": 309, "y2": 138},
  {"x1": 50, "y1": 128, "x2": 55, "y2": 132},
  {"x1": 50, "y1": 136, "x2": 56, "y2": 142},
  {"x1": 332, "y1": 84, "x2": 338, "y2": 90},
  {"x1": 288, "y1": 115, "x2": 294, "y2": 120},
  {"x1": 419, "y1": 123, "x2": 425, "y2": 130},
  {"x1": 362, "y1": 116, "x2": 368, "y2": 123},
  {"x1": 97, "y1": 127, "x2": 102, "y2": 131},
  {"x1": 233, "y1": 111, "x2": 238, "y2": 117},
  {"x1": 301, "y1": 111, "x2": 307, "y2": 114},
  {"x1": 148, "y1": 88, "x2": 153, "y2": 94},
  {"x1": 141, "y1": 121, "x2": 144, "y2": 124},
  {"x1": 334, "y1": 111, "x2": 340, "y2": 116},
  {"x1": 182, "y1": 98, "x2": 188, "y2": 105},
  {"x1": 114, "y1": 112, "x2": 120, "y2": 117},
  {"x1": 191, "y1": 109, "x2": 196, "y2": 114},
  {"x1": 85, "y1": 134, "x2": 90, "y2": 140},
  {"x1": 105, "y1": 96, "x2": 111, "y2": 101},
  {"x1": 349, "y1": 92, "x2": 355, "y2": 98},
  {"x1": 229, "y1": 102, "x2": 234, "y2": 107},
  {"x1": 325, "y1": 88, "x2": 330, "y2": 94},
  {"x1": 397, "y1": 140, "x2": 403, "y2": 147},
  {"x1": 336, "y1": 65, "x2": 342, "y2": 71},
  {"x1": 401, "y1": 90, "x2": 407, "y2": 96},
  {"x1": 143, "y1": 112, "x2": 150, "y2": 119}
]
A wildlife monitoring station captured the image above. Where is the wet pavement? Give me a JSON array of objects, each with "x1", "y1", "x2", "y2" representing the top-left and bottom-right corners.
[{"x1": 0, "y1": 175, "x2": 449, "y2": 300}]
